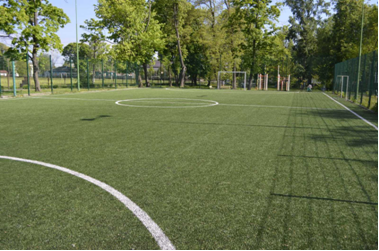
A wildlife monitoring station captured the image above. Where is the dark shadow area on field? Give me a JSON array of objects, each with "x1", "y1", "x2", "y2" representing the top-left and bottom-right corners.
[
  {"x1": 308, "y1": 125, "x2": 378, "y2": 148},
  {"x1": 143, "y1": 119, "x2": 326, "y2": 130},
  {"x1": 309, "y1": 134, "x2": 377, "y2": 148},
  {"x1": 196, "y1": 95, "x2": 208, "y2": 97},
  {"x1": 270, "y1": 193, "x2": 378, "y2": 206},
  {"x1": 302, "y1": 109, "x2": 378, "y2": 124},
  {"x1": 81, "y1": 115, "x2": 111, "y2": 121},
  {"x1": 253, "y1": 95, "x2": 377, "y2": 249},
  {"x1": 278, "y1": 154, "x2": 378, "y2": 168}
]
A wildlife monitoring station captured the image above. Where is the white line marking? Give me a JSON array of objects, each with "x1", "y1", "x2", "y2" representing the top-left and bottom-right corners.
[
  {"x1": 323, "y1": 93, "x2": 378, "y2": 130},
  {"x1": 37, "y1": 97, "x2": 117, "y2": 102},
  {"x1": 218, "y1": 103, "x2": 344, "y2": 110},
  {"x1": 0, "y1": 155, "x2": 175, "y2": 250},
  {"x1": 165, "y1": 88, "x2": 298, "y2": 95},
  {"x1": 116, "y1": 98, "x2": 219, "y2": 108},
  {"x1": 0, "y1": 88, "x2": 142, "y2": 101},
  {"x1": 11, "y1": 96, "x2": 344, "y2": 111}
]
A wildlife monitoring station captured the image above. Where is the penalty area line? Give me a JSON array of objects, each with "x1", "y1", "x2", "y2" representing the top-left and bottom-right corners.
[{"x1": 0, "y1": 155, "x2": 175, "y2": 250}]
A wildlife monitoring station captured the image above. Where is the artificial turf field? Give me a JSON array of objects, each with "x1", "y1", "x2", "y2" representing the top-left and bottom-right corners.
[{"x1": 0, "y1": 88, "x2": 377, "y2": 250}]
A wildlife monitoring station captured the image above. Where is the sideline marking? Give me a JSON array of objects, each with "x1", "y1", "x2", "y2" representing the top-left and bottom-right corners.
[
  {"x1": 0, "y1": 156, "x2": 175, "y2": 250},
  {"x1": 323, "y1": 93, "x2": 378, "y2": 130},
  {"x1": 116, "y1": 98, "x2": 219, "y2": 108}
]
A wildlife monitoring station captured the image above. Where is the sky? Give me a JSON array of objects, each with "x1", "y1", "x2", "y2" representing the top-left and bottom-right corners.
[{"x1": 1, "y1": 0, "x2": 377, "y2": 66}]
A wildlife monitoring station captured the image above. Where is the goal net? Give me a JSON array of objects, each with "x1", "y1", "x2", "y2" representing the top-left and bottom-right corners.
[
  {"x1": 336, "y1": 75, "x2": 349, "y2": 100},
  {"x1": 217, "y1": 71, "x2": 246, "y2": 90}
]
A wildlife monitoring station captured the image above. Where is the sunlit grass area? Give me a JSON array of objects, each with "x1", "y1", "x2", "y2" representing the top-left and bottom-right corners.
[{"x1": 0, "y1": 89, "x2": 377, "y2": 249}]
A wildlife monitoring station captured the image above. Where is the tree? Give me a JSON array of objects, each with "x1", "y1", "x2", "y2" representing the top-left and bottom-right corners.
[
  {"x1": 80, "y1": 19, "x2": 110, "y2": 83},
  {"x1": 38, "y1": 53, "x2": 50, "y2": 74},
  {"x1": 331, "y1": 0, "x2": 378, "y2": 62},
  {"x1": 94, "y1": 0, "x2": 165, "y2": 87},
  {"x1": 62, "y1": 43, "x2": 91, "y2": 68},
  {"x1": 0, "y1": 0, "x2": 69, "y2": 91},
  {"x1": 286, "y1": 0, "x2": 330, "y2": 86},
  {"x1": 222, "y1": 0, "x2": 244, "y2": 89},
  {"x1": 0, "y1": 42, "x2": 9, "y2": 70},
  {"x1": 314, "y1": 17, "x2": 335, "y2": 89},
  {"x1": 231, "y1": 0, "x2": 281, "y2": 90},
  {"x1": 154, "y1": 0, "x2": 193, "y2": 87}
]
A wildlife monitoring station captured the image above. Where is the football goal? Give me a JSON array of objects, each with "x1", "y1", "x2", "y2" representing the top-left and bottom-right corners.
[
  {"x1": 337, "y1": 75, "x2": 349, "y2": 100},
  {"x1": 217, "y1": 71, "x2": 246, "y2": 90}
]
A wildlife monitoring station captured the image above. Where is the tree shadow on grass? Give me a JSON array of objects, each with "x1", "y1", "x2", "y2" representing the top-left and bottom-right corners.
[
  {"x1": 81, "y1": 115, "x2": 111, "y2": 121},
  {"x1": 303, "y1": 109, "x2": 378, "y2": 124}
]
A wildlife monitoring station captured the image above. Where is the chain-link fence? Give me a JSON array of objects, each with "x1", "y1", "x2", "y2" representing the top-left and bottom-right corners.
[
  {"x1": 334, "y1": 50, "x2": 378, "y2": 110},
  {"x1": 1, "y1": 53, "x2": 308, "y2": 96}
]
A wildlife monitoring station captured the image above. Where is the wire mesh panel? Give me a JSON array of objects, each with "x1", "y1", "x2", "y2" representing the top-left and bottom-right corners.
[{"x1": 334, "y1": 50, "x2": 377, "y2": 110}]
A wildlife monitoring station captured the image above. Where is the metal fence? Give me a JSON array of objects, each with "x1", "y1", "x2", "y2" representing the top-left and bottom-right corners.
[
  {"x1": 0, "y1": 53, "x2": 223, "y2": 97},
  {"x1": 334, "y1": 50, "x2": 378, "y2": 110}
]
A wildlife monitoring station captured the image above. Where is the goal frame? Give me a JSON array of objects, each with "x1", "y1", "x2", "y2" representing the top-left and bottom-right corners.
[
  {"x1": 337, "y1": 75, "x2": 349, "y2": 100},
  {"x1": 217, "y1": 71, "x2": 247, "y2": 90}
]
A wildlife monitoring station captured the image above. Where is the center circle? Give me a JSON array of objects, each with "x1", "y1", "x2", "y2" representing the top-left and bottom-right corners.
[{"x1": 115, "y1": 98, "x2": 219, "y2": 108}]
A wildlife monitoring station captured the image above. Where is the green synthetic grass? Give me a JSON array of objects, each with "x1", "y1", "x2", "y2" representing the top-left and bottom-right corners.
[{"x1": 0, "y1": 89, "x2": 377, "y2": 249}]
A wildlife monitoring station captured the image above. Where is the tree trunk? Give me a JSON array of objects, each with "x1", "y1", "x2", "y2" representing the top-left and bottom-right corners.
[
  {"x1": 173, "y1": 3, "x2": 187, "y2": 88},
  {"x1": 32, "y1": 52, "x2": 41, "y2": 91},
  {"x1": 143, "y1": 63, "x2": 150, "y2": 87},
  {"x1": 32, "y1": 3, "x2": 41, "y2": 92},
  {"x1": 135, "y1": 66, "x2": 143, "y2": 88}
]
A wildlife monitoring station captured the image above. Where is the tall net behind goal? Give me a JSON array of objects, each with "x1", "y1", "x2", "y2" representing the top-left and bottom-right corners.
[{"x1": 217, "y1": 71, "x2": 246, "y2": 90}]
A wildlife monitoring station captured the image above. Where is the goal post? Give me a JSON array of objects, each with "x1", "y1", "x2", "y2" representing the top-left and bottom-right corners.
[
  {"x1": 337, "y1": 75, "x2": 349, "y2": 100},
  {"x1": 257, "y1": 74, "x2": 268, "y2": 90},
  {"x1": 218, "y1": 71, "x2": 246, "y2": 90}
]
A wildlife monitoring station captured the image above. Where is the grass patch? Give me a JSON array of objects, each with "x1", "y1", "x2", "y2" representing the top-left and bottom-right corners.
[{"x1": 0, "y1": 89, "x2": 377, "y2": 249}]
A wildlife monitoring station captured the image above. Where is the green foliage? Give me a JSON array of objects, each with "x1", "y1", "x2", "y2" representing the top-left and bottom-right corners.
[
  {"x1": 38, "y1": 53, "x2": 50, "y2": 74},
  {"x1": 94, "y1": 0, "x2": 164, "y2": 64},
  {"x1": 286, "y1": 0, "x2": 330, "y2": 84},
  {"x1": 231, "y1": 0, "x2": 281, "y2": 88},
  {"x1": 62, "y1": 43, "x2": 91, "y2": 68},
  {"x1": 1, "y1": 0, "x2": 70, "y2": 58},
  {"x1": 332, "y1": 0, "x2": 378, "y2": 62}
]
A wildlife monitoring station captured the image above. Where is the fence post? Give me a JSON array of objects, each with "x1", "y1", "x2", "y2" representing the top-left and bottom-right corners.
[
  {"x1": 367, "y1": 51, "x2": 375, "y2": 109},
  {"x1": 102, "y1": 59, "x2": 104, "y2": 88},
  {"x1": 12, "y1": 61, "x2": 16, "y2": 97},
  {"x1": 87, "y1": 58, "x2": 90, "y2": 90},
  {"x1": 115, "y1": 60, "x2": 117, "y2": 89},
  {"x1": 360, "y1": 54, "x2": 367, "y2": 105},
  {"x1": 126, "y1": 61, "x2": 128, "y2": 88},
  {"x1": 50, "y1": 55, "x2": 53, "y2": 94},
  {"x1": 26, "y1": 53, "x2": 30, "y2": 96},
  {"x1": 70, "y1": 57, "x2": 73, "y2": 91}
]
